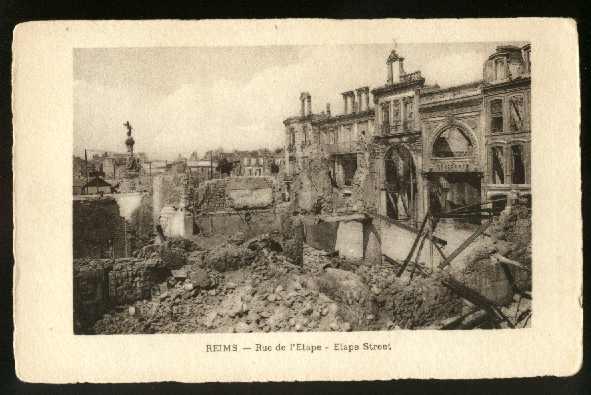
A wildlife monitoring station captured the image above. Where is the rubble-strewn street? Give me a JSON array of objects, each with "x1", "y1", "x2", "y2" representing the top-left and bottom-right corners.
[
  {"x1": 73, "y1": 42, "x2": 533, "y2": 334},
  {"x1": 74, "y1": 198, "x2": 531, "y2": 334}
]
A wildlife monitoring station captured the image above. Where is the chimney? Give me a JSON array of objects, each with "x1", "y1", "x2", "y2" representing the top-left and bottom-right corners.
[
  {"x1": 342, "y1": 92, "x2": 349, "y2": 114},
  {"x1": 387, "y1": 61, "x2": 394, "y2": 85},
  {"x1": 326, "y1": 103, "x2": 331, "y2": 116},
  {"x1": 306, "y1": 94, "x2": 312, "y2": 116},
  {"x1": 356, "y1": 89, "x2": 363, "y2": 112},
  {"x1": 299, "y1": 92, "x2": 306, "y2": 117}
]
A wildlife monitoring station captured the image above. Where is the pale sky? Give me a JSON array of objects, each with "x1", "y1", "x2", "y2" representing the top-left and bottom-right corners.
[{"x1": 74, "y1": 42, "x2": 524, "y2": 160}]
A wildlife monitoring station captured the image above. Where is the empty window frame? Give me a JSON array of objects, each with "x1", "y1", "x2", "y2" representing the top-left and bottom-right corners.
[
  {"x1": 404, "y1": 100, "x2": 414, "y2": 120},
  {"x1": 494, "y1": 58, "x2": 505, "y2": 80},
  {"x1": 511, "y1": 144, "x2": 526, "y2": 184},
  {"x1": 509, "y1": 95, "x2": 525, "y2": 132},
  {"x1": 392, "y1": 100, "x2": 401, "y2": 124},
  {"x1": 381, "y1": 102, "x2": 390, "y2": 127},
  {"x1": 490, "y1": 99, "x2": 504, "y2": 133},
  {"x1": 342, "y1": 155, "x2": 358, "y2": 187},
  {"x1": 433, "y1": 127, "x2": 473, "y2": 158},
  {"x1": 491, "y1": 146, "x2": 505, "y2": 184},
  {"x1": 404, "y1": 100, "x2": 414, "y2": 130}
]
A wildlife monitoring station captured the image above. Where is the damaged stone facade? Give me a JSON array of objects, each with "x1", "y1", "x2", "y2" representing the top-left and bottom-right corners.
[{"x1": 283, "y1": 44, "x2": 532, "y2": 224}]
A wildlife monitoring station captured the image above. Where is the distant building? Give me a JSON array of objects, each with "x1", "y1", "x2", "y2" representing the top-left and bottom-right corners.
[
  {"x1": 73, "y1": 177, "x2": 84, "y2": 195},
  {"x1": 236, "y1": 149, "x2": 281, "y2": 177},
  {"x1": 83, "y1": 176, "x2": 113, "y2": 195},
  {"x1": 187, "y1": 160, "x2": 220, "y2": 180}
]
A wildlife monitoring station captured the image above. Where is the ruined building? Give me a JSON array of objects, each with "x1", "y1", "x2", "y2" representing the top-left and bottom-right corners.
[{"x1": 283, "y1": 44, "x2": 531, "y2": 223}]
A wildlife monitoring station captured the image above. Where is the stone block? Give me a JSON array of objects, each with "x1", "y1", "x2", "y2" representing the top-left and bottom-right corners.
[{"x1": 335, "y1": 221, "x2": 364, "y2": 259}]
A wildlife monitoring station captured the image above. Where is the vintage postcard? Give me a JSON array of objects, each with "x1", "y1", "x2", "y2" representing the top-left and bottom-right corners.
[{"x1": 13, "y1": 19, "x2": 582, "y2": 382}]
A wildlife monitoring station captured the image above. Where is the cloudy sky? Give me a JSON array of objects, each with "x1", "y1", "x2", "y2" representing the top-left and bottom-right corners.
[{"x1": 74, "y1": 42, "x2": 522, "y2": 160}]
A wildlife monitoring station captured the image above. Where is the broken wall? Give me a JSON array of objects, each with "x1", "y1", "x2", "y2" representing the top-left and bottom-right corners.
[
  {"x1": 226, "y1": 177, "x2": 274, "y2": 209},
  {"x1": 292, "y1": 157, "x2": 334, "y2": 214},
  {"x1": 128, "y1": 193, "x2": 154, "y2": 247},
  {"x1": 194, "y1": 209, "x2": 282, "y2": 240},
  {"x1": 73, "y1": 258, "x2": 168, "y2": 333},
  {"x1": 153, "y1": 173, "x2": 194, "y2": 221},
  {"x1": 195, "y1": 178, "x2": 227, "y2": 212},
  {"x1": 73, "y1": 198, "x2": 129, "y2": 259}
]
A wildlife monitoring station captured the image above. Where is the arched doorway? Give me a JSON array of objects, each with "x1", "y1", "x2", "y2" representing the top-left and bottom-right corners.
[
  {"x1": 427, "y1": 124, "x2": 481, "y2": 222},
  {"x1": 385, "y1": 145, "x2": 417, "y2": 221}
]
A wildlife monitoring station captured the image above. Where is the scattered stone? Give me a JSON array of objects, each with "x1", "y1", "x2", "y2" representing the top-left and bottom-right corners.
[
  {"x1": 259, "y1": 310, "x2": 272, "y2": 318},
  {"x1": 226, "y1": 281, "x2": 237, "y2": 290},
  {"x1": 302, "y1": 302, "x2": 313, "y2": 315},
  {"x1": 189, "y1": 269, "x2": 211, "y2": 289},
  {"x1": 171, "y1": 269, "x2": 188, "y2": 279},
  {"x1": 204, "y1": 311, "x2": 218, "y2": 328},
  {"x1": 234, "y1": 322, "x2": 251, "y2": 333},
  {"x1": 128, "y1": 306, "x2": 136, "y2": 316}
]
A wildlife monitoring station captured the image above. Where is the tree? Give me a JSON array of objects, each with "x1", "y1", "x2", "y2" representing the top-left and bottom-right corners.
[{"x1": 217, "y1": 157, "x2": 234, "y2": 176}]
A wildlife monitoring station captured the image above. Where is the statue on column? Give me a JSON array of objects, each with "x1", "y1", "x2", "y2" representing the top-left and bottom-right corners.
[{"x1": 123, "y1": 121, "x2": 140, "y2": 172}]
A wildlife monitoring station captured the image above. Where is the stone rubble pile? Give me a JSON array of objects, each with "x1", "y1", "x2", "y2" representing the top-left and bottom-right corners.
[
  {"x1": 93, "y1": 238, "x2": 361, "y2": 334},
  {"x1": 89, "y1": 201, "x2": 532, "y2": 334}
]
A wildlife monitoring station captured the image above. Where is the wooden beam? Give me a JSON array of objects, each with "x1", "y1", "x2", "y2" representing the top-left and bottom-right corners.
[
  {"x1": 438, "y1": 219, "x2": 493, "y2": 269},
  {"x1": 397, "y1": 210, "x2": 430, "y2": 277}
]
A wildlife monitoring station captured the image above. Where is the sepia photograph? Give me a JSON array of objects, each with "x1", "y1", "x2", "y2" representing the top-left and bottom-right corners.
[
  {"x1": 72, "y1": 42, "x2": 532, "y2": 335},
  {"x1": 13, "y1": 18, "x2": 582, "y2": 383}
]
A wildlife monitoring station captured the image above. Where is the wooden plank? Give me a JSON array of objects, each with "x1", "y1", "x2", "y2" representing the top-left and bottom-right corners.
[
  {"x1": 396, "y1": 210, "x2": 430, "y2": 277},
  {"x1": 492, "y1": 253, "x2": 531, "y2": 273},
  {"x1": 438, "y1": 219, "x2": 493, "y2": 269}
]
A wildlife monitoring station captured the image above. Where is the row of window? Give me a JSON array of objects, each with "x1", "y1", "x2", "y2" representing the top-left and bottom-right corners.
[
  {"x1": 380, "y1": 98, "x2": 414, "y2": 130},
  {"x1": 489, "y1": 94, "x2": 527, "y2": 134},
  {"x1": 489, "y1": 143, "x2": 528, "y2": 185},
  {"x1": 242, "y1": 157, "x2": 266, "y2": 166},
  {"x1": 290, "y1": 124, "x2": 369, "y2": 150}
]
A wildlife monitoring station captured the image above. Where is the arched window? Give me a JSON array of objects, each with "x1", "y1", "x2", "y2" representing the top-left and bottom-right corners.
[{"x1": 432, "y1": 126, "x2": 473, "y2": 158}]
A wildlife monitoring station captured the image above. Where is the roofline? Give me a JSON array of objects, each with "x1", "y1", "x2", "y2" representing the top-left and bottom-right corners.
[{"x1": 420, "y1": 80, "x2": 483, "y2": 96}]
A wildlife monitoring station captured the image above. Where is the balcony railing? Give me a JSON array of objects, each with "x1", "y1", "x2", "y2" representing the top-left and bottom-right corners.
[
  {"x1": 403, "y1": 120, "x2": 415, "y2": 130},
  {"x1": 380, "y1": 120, "x2": 415, "y2": 135},
  {"x1": 401, "y1": 71, "x2": 423, "y2": 83}
]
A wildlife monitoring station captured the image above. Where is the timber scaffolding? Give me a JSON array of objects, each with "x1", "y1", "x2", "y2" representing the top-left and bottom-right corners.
[{"x1": 374, "y1": 197, "x2": 532, "y2": 329}]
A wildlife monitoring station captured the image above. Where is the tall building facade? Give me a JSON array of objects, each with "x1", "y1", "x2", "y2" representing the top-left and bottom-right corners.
[{"x1": 283, "y1": 44, "x2": 531, "y2": 224}]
